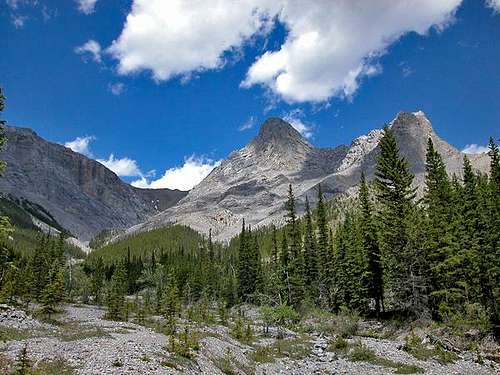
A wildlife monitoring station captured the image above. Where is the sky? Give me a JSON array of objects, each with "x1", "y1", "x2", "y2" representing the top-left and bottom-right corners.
[{"x1": 1, "y1": 0, "x2": 499, "y2": 191}]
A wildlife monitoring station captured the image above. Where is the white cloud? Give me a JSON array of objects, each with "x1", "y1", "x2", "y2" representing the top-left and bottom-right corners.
[
  {"x1": 65, "y1": 136, "x2": 144, "y2": 178},
  {"x1": 76, "y1": 0, "x2": 98, "y2": 15},
  {"x1": 243, "y1": 0, "x2": 462, "y2": 102},
  {"x1": 487, "y1": 0, "x2": 500, "y2": 12},
  {"x1": 75, "y1": 40, "x2": 102, "y2": 63},
  {"x1": 462, "y1": 144, "x2": 489, "y2": 154},
  {"x1": 65, "y1": 136, "x2": 95, "y2": 157},
  {"x1": 97, "y1": 154, "x2": 143, "y2": 177},
  {"x1": 239, "y1": 116, "x2": 255, "y2": 131},
  {"x1": 108, "y1": 82, "x2": 125, "y2": 96},
  {"x1": 108, "y1": 0, "x2": 462, "y2": 103},
  {"x1": 131, "y1": 155, "x2": 220, "y2": 191},
  {"x1": 283, "y1": 109, "x2": 314, "y2": 139},
  {"x1": 108, "y1": 0, "x2": 280, "y2": 81}
]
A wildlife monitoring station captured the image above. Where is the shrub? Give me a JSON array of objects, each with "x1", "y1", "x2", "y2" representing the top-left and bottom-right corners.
[
  {"x1": 349, "y1": 342, "x2": 376, "y2": 362},
  {"x1": 333, "y1": 308, "x2": 359, "y2": 338}
]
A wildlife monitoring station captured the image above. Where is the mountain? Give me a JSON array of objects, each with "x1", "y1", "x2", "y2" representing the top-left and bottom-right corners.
[
  {"x1": 121, "y1": 111, "x2": 489, "y2": 241},
  {"x1": 0, "y1": 126, "x2": 187, "y2": 241}
]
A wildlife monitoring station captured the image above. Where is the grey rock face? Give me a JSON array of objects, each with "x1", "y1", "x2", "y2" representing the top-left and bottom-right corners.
[
  {"x1": 122, "y1": 112, "x2": 489, "y2": 242},
  {"x1": 0, "y1": 126, "x2": 187, "y2": 241}
]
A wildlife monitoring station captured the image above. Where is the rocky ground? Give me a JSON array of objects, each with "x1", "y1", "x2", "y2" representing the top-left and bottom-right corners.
[{"x1": 0, "y1": 303, "x2": 498, "y2": 374}]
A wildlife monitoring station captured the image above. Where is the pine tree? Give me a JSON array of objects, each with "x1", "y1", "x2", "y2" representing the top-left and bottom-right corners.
[
  {"x1": 271, "y1": 225, "x2": 279, "y2": 269},
  {"x1": 303, "y1": 196, "x2": 318, "y2": 300},
  {"x1": 91, "y1": 257, "x2": 105, "y2": 304},
  {"x1": 316, "y1": 184, "x2": 332, "y2": 307},
  {"x1": 284, "y1": 185, "x2": 304, "y2": 308},
  {"x1": 421, "y1": 139, "x2": 453, "y2": 314},
  {"x1": 375, "y1": 125, "x2": 421, "y2": 315},
  {"x1": 40, "y1": 261, "x2": 65, "y2": 319},
  {"x1": 161, "y1": 271, "x2": 180, "y2": 318},
  {"x1": 106, "y1": 262, "x2": 127, "y2": 321},
  {"x1": 359, "y1": 173, "x2": 384, "y2": 315},
  {"x1": 487, "y1": 138, "x2": 500, "y2": 322}
]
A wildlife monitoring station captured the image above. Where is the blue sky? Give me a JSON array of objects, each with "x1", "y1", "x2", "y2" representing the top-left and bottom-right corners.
[{"x1": 1, "y1": 0, "x2": 499, "y2": 190}]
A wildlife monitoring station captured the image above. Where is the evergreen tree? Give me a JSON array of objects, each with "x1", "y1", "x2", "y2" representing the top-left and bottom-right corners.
[
  {"x1": 106, "y1": 262, "x2": 127, "y2": 321},
  {"x1": 40, "y1": 261, "x2": 65, "y2": 319},
  {"x1": 316, "y1": 184, "x2": 332, "y2": 307},
  {"x1": 422, "y1": 139, "x2": 456, "y2": 317},
  {"x1": 303, "y1": 196, "x2": 319, "y2": 300},
  {"x1": 359, "y1": 173, "x2": 384, "y2": 315},
  {"x1": 161, "y1": 271, "x2": 180, "y2": 318},
  {"x1": 375, "y1": 125, "x2": 421, "y2": 315},
  {"x1": 91, "y1": 257, "x2": 105, "y2": 304},
  {"x1": 284, "y1": 185, "x2": 304, "y2": 308}
]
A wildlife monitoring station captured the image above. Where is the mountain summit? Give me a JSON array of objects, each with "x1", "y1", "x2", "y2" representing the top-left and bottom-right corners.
[
  {"x1": 120, "y1": 111, "x2": 488, "y2": 241},
  {"x1": 0, "y1": 112, "x2": 489, "y2": 243}
]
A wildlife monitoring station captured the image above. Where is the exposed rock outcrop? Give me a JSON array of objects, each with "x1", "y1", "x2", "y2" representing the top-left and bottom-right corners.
[{"x1": 0, "y1": 126, "x2": 187, "y2": 241}]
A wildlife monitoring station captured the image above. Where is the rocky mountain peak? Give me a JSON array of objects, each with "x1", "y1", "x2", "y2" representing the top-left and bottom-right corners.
[
  {"x1": 255, "y1": 117, "x2": 310, "y2": 145},
  {"x1": 250, "y1": 117, "x2": 312, "y2": 156},
  {"x1": 391, "y1": 111, "x2": 434, "y2": 135}
]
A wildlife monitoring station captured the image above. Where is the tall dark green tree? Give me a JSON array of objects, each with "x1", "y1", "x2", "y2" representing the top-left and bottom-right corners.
[
  {"x1": 40, "y1": 261, "x2": 65, "y2": 319},
  {"x1": 375, "y1": 125, "x2": 422, "y2": 315},
  {"x1": 106, "y1": 261, "x2": 128, "y2": 321},
  {"x1": 422, "y1": 139, "x2": 456, "y2": 317},
  {"x1": 284, "y1": 185, "x2": 304, "y2": 308},
  {"x1": 316, "y1": 184, "x2": 332, "y2": 307},
  {"x1": 303, "y1": 196, "x2": 318, "y2": 300},
  {"x1": 359, "y1": 173, "x2": 384, "y2": 315}
]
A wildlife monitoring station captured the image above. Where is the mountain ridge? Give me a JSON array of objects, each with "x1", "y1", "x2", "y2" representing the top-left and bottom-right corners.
[
  {"x1": 118, "y1": 110, "x2": 489, "y2": 242},
  {"x1": 0, "y1": 126, "x2": 187, "y2": 241}
]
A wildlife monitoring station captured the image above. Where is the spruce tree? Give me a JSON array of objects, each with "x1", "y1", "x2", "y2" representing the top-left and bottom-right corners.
[
  {"x1": 316, "y1": 184, "x2": 332, "y2": 307},
  {"x1": 284, "y1": 185, "x2": 304, "y2": 308},
  {"x1": 422, "y1": 139, "x2": 455, "y2": 317},
  {"x1": 303, "y1": 196, "x2": 318, "y2": 300},
  {"x1": 375, "y1": 125, "x2": 420, "y2": 315},
  {"x1": 40, "y1": 262, "x2": 65, "y2": 319},
  {"x1": 106, "y1": 262, "x2": 127, "y2": 321},
  {"x1": 161, "y1": 271, "x2": 180, "y2": 319},
  {"x1": 359, "y1": 173, "x2": 383, "y2": 315}
]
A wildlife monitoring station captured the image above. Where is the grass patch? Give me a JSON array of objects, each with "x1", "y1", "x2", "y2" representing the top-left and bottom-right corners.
[
  {"x1": 403, "y1": 332, "x2": 458, "y2": 364},
  {"x1": 213, "y1": 350, "x2": 237, "y2": 375},
  {"x1": 0, "y1": 327, "x2": 37, "y2": 342},
  {"x1": 161, "y1": 354, "x2": 194, "y2": 370},
  {"x1": 328, "y1": 336, "x2": 349, "y2": 354},
  {"x1": 337, "y1": 341, "x2": 424, "y2": 374},
  {"x1": 59, "y1": 326, "x2": 110, "y2": 342},
  {"x1": 251, "y1": 336, "x2": 311, "y2": 363}
]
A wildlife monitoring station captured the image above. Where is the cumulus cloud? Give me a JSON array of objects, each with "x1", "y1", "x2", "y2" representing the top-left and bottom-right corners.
[
  {"x1": 239, "y1": 116, "x2": 256, "y2": 131},
  {"x1": 108, "y1": 0, "x2": 279, "y2": 81},
  {"x1": 462, "y1": 144, "x2": 489, "y2": 154},
  {"x1": 75, "y1": 40, "x2": 102, "y2": 63},
  {"x1": 76, "y1": 0, "x2": 98, "y2": 15},
  {"x1": 131, "y1": 155, "x2": 220, "y2": 191},
  {"x1": 242, "y1": 0, "x2": 462, "y2": 102},
  {"x1": 96, "y1": 154, "x2": 143, "y2": 177},
  {"x1": 487, "y1": 0, "x2": 500, "y2": 12},
  {"x1": 283, "y1": 109, "x2": 314, "y2": 139},
  {"x1": 108, "y1": 0, "x2": 462, "y2": 103},
  {"x1": 65, "y1": 136, "x2": 95, "y2": 157},
  {"x1": 108, "y1": 82, "x2": 125, "y2": 96}
]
